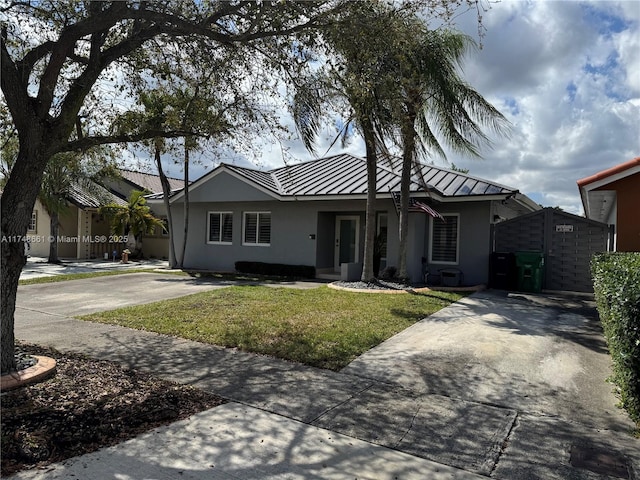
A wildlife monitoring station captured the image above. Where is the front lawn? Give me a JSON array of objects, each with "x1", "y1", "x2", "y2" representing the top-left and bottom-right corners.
[{"x1": 80, "y1": 286, "x2": 464, "y2": 370}]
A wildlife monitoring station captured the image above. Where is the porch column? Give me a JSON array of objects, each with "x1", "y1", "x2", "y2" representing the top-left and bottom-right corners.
[
  {"x1": 77, "y1": 209, "x2": 92, "y2": 259},
  {"x1": 406, "y1": 214, "x2": 427, "y2": 283}
]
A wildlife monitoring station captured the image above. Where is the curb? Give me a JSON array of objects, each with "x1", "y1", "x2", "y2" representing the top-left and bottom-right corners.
[
  {"x1": 328, "y1": 282, "x2": 486, "y2": 294},
  {"x1": 1, "y1": 356, "x2": 57, "y2": 392}
]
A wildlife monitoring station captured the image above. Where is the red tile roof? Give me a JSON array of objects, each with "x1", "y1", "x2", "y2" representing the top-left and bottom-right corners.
[{"x1": 577, "y1": 157, "x2": 640, "y2": 188}]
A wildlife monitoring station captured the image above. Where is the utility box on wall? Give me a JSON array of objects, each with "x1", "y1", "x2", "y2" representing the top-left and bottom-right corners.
[{"x1": 440, "y1": 268, "x2": 462, "y2": 287}]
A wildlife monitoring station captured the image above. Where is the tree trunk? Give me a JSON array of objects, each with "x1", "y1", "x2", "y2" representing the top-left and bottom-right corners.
[
  {"x1": 1, "y1": 133, "x2": 50, "y2": 373},
  {"x1": 397, "y1": 159, "x2": 411, "y2": 280},
  {"x1": 0, "y1": 239, "x2": 24, "y2": 374},
  {"x1": 135, "y1": 234, "x2": 143, "y2": 258},
  {"x1": 48, "y1": 210, "x2": 60, "y2": 264},
  {"x1": 178, "y1": 144, "x2": 190, "y2": 268},
  {"x1": 398, "y1": 108, "x2": 417, "y2": 281},
  {"x1": 360, "y1": 122, "x2": 378, "y2": 283},
  {"x1": 154, "y1": 145, "x2": 177, "y2": 268}
]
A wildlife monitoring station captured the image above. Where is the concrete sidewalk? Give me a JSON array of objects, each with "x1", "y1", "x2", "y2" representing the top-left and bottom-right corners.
[
  {"x1": 20, "y1": 256, "x2": 170, "y2": 280},
  {"x1": 12, "y1": 275, "x2": 640, "y2": 479},
  {"x1": 11, "y1": 403, "x2": 486, "y2": 480}
]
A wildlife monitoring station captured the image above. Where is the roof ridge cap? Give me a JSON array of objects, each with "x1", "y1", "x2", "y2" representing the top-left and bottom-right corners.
[
  {"x1": 269, "y1": 153, "x2": 362, "y2": 173},
  {"x1": 577, "y1": 156, "x2": 640, "y2": 187},
  {"x1": 412, "y1": 160, "x2": 519, "y2": 192},
  {"x1": 270, "y1": 170, "x2": 286, "y2": 194},
  {"x1": 118, "y1": 167, "x2": 183, "y2": 183},
  {"x1": 224, "y1": 162, "x2": 265, "y2": 173}
]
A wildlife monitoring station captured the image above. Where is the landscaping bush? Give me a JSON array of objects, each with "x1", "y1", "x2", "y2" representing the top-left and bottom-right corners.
[
  {"x1": 235, "y1": 261, "x2": 315, "y2": 279},
  {"x1": 379, "y1": 266, "x2": 397, "y2": 280},
  {"x1": 591, "y1": 252, "x2": 640, "y2": 426}
]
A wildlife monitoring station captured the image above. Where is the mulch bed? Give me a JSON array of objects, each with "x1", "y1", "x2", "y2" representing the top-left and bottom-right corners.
[{"x1": 1, "y1": 343, "x2": 225, "y2": 477}]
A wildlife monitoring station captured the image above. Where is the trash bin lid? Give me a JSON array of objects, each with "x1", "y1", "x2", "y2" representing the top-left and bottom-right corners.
[{"x1": 515, "y1": 251, "x2": 544, "y2": 266}]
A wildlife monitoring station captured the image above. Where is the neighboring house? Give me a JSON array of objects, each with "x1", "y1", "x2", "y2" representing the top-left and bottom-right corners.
[
  {"x1": 104, "y1": 169, "x2": 184, "y2": 200},
  {"x1": 577, "y1": 157, "x2": 640, "y2": 252},
  {"x1": 27, "y1": 183, "x2": 125, "y2": 259},
  {"x1": 148, "y1": 154, "x2": 539, "y2": 284},
  {"x1": 27, "y1": 169, "x2": 182, "y2": 260},
  {"x1": 102, "y1": 169, "x2": 183, "y2": 258}
]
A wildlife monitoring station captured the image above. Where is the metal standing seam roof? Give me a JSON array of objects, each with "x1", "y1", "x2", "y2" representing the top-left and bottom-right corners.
[
  {"x1": 66, "y1": 169, "x2": 181, "y2": 207},
  {"x1": 225, "y1": 165, "x2": 280, "y2": 193},
  {"x1": 158, "y1": 153, "x2": 523, "y2": 204},
  {"x1": 66, "y1": 182, "x2": 127, "y2": 209},
  {"x1": 119, "y1": 169, "x2": 184, "y2": 193},
  {"x1": 226, "y1": 153, "x2": 519, "y2": 198}
]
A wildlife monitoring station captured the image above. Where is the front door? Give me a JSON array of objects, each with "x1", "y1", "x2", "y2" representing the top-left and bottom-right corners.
[{"x1": 335, "y1": 215, "x2": 360, "y2": 271}]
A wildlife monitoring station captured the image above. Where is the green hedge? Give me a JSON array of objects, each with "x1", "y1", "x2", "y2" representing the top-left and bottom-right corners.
[
  {"x1": 235, "y1": 261, "x2": 316, "y2": 279},
  {"x1": 591, "y1": 252, "x2": 640, "y2": 426}
]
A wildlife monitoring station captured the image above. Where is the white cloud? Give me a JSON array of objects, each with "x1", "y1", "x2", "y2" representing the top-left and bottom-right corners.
[
  {"x1": 441, "y1": 0, "x2": 640, "y2": 214},
  {"x1": 615, "y1": 27, "x2": 640, "y2": 94},
  {"x1": 182, "y1": 1, "x2": 639, "y2": 217}
]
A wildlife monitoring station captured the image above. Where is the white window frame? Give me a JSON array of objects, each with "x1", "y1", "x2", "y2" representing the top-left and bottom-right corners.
[
  {"x1": 207, "y1": 211, "x2": 233, "y2": 245},
  {"x1": 28, "y1": 211, "x2": 37, "y2": 232},
  {"x1": 243, "y1": 211, "x2": 271, "y2": 247},
  {"x1": 429, "y1": 213, "x2": 460, "y2": 265}
]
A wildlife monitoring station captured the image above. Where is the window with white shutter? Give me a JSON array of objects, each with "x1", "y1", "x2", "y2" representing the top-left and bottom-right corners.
[
  {"x1": 207, "y1": 212, "x2": 233, "y2": 244},
  {"x1": 243, "y1": 212, "x2": 270, "y2": 246},
  {"x1": 28, "y1": 211, "x2": 37, "y2": 232},
  {"x1": 429, "y1": 214, "x2": 459, "y2": 264}
]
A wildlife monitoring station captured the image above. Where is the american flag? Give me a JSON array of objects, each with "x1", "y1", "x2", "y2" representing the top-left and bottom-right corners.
[{"x1": 391, "y1": 192, "x2": 444, "y2": 220}]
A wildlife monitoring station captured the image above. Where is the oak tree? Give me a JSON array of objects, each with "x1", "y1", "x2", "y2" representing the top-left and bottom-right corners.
[{"x1": 0, "y1": 0, "x2": 339, "y2": 373}]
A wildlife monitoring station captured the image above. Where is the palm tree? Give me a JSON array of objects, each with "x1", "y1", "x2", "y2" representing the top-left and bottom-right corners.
[
  {"x1": 1, "y1": 145, "x2": 116, "y2": 264},
  {"x1": 295, "y1": 6, "x2": 507, "y2": 282},
  {"x1": 391, "y1": 27, "x2": 510, "y2": 280},
  {"x1": 293, "y1": 2, "x2": 398, "y2": 282},
  {"x1": 100, "y1": 190, "x2": 164, "y2": 258}
]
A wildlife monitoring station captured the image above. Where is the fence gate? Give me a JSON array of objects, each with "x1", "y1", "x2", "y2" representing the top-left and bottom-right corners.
[{"x1": 493, "y1": 208, "x2": 611, "y2": 292}]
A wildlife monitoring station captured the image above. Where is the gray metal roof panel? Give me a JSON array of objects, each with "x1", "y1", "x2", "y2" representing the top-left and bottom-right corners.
[
  {"x1": 443, "y1": 174, "x2": 467, "y2": 195},
  {"x1": 67, "y1": 182, "x2": 126, "y2": 208},
  {"x1": 485, "y1": 184, "x2": 506, "y2": 195},
  {"x1": 119, "y1": 169, "x2": 183, "y2": 193},
  {"x1": 226, "y1": 165, "x2": 279, "y2": 193},
  {"x1": 178, "y1": 153, "x2": 520, "y2": 200},
  {"x1": 278, "y1": 155, "x2": 366, "y2": 195}
]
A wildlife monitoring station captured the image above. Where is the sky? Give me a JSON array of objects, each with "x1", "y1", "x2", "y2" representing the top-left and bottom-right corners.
[{"x1": 156, "y1": 0, "x2": 640, "y2": 215}]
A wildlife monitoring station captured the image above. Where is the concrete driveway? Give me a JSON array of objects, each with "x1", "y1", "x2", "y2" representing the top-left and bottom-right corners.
[
  {"x1": 17, "y1": 272, "x2": 230, "y2": 317},
  {"x1": 342, "y1": 290, "x2": 629, "y2": 431},
  {"x1": 341, "y1": 290, "x2": 639, "y2": 479}
]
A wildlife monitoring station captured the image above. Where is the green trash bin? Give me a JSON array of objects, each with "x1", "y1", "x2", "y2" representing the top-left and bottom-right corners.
[{"x1": 515, "y1": 252, "x2": 544, "y2": 293}]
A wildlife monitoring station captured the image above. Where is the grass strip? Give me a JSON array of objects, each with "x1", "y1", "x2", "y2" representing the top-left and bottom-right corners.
[{"x1": 80, "y1": 285, "x2": 464, "y2": 371}]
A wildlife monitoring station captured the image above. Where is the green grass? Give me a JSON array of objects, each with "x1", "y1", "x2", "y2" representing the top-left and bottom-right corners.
[
  {"x1": 80, "y1": 286, "x2": 465, "y2": 370},
  {"x1": 18, "y1": 269, "x2": 177, "y2": 286}
]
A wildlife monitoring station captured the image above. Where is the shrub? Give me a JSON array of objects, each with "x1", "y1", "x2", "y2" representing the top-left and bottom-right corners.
[
  {"x1": 235, "y1": 261, "x2": 315, "y2": 279},
  {"x1": 591, "y1": 252, "x2": 640, "y2": 426},
  {"x1": 379, "y1": 266, "x2": 397, "y2": 280}
]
